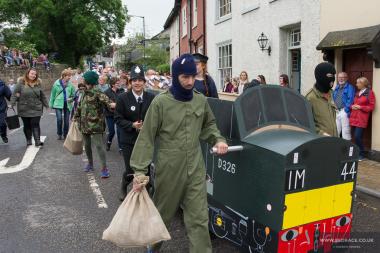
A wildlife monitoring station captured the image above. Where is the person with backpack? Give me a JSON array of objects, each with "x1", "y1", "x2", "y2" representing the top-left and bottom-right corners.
[
  {"x1": 49, "y1": 69, "x2": 76, "y2": 140},
  {"x1": 349, "y1": 77, "x2": 376, "y2": 160}
]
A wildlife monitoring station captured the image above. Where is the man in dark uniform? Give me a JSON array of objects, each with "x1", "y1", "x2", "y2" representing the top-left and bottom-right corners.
[
  {"x1": 192, "y1": 53, "x2": 219, "y2": 98},
  {"x1": 114, "y1": 65, "x2": 155, "y2": 201}
]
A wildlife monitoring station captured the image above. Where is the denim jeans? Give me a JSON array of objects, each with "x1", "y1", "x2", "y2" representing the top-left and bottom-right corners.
[
  {"x1": 105, "y1": 116, "x2": 121, "y2": 149},
  {"x1": 353, "y1": 127, "x2": 365, "y2": 157},
  {"x1": 56, "y1": 108, "x2": 70, "y2": 137}
]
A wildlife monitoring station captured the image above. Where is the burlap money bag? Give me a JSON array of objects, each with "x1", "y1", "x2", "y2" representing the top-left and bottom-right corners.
[
  {"x1": 63, "y1": 122, "x2": 83, "y2": 155},
  {"x1": 102, "y1": 175, "x2": 171, "y2": 248}
]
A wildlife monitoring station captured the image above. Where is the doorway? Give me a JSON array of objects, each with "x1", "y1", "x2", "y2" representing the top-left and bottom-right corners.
[
  {"x1": 343, "y1": 48, "x2": 373, "y2": 150},
  {"x1": 290, "y1": 49, "x2": 301, "y2": 93}
]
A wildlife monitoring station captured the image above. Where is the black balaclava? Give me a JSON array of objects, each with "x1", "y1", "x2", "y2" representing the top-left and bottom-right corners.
[
  {"x1": 170, "y1": 54, "x2": 197, "y2": 102},
  {"x1": 314, "y1": 62, "x2": 336, "y2": 93}
]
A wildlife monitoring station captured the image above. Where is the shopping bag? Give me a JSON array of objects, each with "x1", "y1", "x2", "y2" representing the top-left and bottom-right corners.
[
  {"x1": 5, "y1": 107, "x2": 20, "y2": 130},
  {"x1": 63, "y1": 121, "x2": 83, "y2": 155},
  {"x1": 102, "y1": 175, "x2": 171, "y2": 248}
]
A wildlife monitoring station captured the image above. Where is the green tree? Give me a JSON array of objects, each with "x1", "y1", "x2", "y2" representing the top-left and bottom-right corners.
[
  {"x1": 115, "y1": 34, "x2": 145, "y2": 70},
  {"x1": 135, "y1": 43, "x2": 169, "y2": 71},
  {"x1": 0, "y1": 0, "x2": 128, "y2": 66}
]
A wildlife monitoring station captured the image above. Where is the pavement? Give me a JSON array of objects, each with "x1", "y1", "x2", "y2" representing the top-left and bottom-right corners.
[{"x1": 357, "y1": 159, "x2": 380, "y2": 197}]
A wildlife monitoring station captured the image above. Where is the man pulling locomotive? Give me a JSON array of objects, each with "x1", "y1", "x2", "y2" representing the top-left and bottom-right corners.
[{"x1": 131, "y1": 54, "x2": 228, "y2": 253}]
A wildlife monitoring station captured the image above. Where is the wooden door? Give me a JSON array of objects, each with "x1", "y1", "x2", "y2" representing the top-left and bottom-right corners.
[{"x1": 343, "y1": 48, "x2": 373, "y2": 151}]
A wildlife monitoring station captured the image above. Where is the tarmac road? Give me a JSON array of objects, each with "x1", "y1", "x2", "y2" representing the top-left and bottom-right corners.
[{"x1": 0, "y1": 110, "x2": 379, "y2": 253}]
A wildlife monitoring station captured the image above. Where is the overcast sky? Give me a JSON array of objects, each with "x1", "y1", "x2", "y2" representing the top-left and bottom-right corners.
[{"x1": 115, "y1": 0, "x2": 174, "y2": 44}]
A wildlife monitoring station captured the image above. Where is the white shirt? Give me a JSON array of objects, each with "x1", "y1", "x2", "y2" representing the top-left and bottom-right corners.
[
  {"x1": 359, "y1": 88, "x2": 367, "y2": 97},
  {"x1": 132, "y1": 90, "x2": 144, "y2": 103}
]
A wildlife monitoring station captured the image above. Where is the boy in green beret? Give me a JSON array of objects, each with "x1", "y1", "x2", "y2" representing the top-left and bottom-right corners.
[{"x1": 74, "y1": 71, "x2": 116, "y2": 178}]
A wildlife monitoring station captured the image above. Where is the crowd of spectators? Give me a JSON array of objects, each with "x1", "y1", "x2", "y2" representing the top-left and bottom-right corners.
[
  {"x1": 86, "y1": 63, "x2": 172, "y2": 92},
  {"x1": 0, "y1": 46, "x2": 50, "y2": 70},
  {"x1": 220, "y1": 72, "x2": 291, "y2": 95}
]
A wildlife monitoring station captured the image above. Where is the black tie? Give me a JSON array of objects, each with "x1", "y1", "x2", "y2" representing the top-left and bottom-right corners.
[{"x1": 137, "y1": 97, "x2": 143, "y2": 121}]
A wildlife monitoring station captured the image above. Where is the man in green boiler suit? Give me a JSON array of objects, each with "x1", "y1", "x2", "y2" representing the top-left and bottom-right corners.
[{"x1": 131, "y1": 54, "x2": 228, "y2": 253}]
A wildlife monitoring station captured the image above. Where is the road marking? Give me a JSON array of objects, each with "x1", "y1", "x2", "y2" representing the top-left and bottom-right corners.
[
  {"x1": 87, "y1": 173, "x2": 108, "y2": 208},
  {"x1": 49, "y1": 113, "x2": 56, "y2": 116},
  {"x1": 0, "y1": 136, "x2": 47, "y2": 174}
]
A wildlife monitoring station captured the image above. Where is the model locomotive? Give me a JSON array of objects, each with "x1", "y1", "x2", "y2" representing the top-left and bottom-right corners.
[{"x1": 203, "y1": 85, "x2": 358, "y2": 253}]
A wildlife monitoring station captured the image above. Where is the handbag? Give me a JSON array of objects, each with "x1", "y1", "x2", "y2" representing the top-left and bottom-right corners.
[{"x1": 5, "y1": 107, "x2": 20, "y2": 130}]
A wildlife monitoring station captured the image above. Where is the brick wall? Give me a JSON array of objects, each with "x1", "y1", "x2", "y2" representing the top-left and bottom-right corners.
[{"x1": 0, "y1": 64, "x2": 67, "y2": 91}]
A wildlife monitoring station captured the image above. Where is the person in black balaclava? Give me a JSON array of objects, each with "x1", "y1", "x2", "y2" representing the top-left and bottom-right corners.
[
  {"x1": 169, "y1": 54, "x2": 198, "y2": 101},
  {"x1": 305, "y1": 62, "x2": 338, "y2": 136},
  {"x1": 314, "y1": 62, "x2": 336, "y2": 93},
  {"x1": 129, "y1": 54, "x2": 228, "y2": 253}
]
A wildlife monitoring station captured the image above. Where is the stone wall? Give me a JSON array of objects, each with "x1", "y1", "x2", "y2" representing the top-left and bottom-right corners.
[{"x1": 0, "y1": 64, "x2": 67, "y2": 90}]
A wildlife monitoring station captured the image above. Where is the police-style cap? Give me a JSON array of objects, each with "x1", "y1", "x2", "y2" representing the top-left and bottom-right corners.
[
  {"x1": 130, "y1": 65, "x2": 145, "y2": 81},
  {"x1": 192, "y1": 53, "x2": 209, "y2": 63}
]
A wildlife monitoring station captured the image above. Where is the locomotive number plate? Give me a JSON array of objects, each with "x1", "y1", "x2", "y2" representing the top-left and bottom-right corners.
[{"x1": 217, "y1": 158, "x2": 236, "y2": 174}]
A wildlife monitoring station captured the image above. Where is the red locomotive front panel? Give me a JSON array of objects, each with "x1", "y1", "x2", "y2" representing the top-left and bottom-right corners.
[{"x1": 278, "y1": 214, "x2": 352, "y2": 253}]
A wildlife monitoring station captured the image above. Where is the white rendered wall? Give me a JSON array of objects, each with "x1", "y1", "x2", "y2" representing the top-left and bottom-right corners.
[
  {"x1": 169, "y1": 16, "x2": 180, "y2": 65},
  {"x1": 207, "y1": 0, "x2": 321, "y2": 94}
]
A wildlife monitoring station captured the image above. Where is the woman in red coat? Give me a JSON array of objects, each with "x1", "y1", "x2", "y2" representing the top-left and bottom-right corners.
[{"x1": 349, "y1": 77, "x2": 376, "y2": 160}]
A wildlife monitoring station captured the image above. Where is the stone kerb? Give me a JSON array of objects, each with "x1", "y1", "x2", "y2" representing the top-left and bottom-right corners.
[{"x1": 0, "y1": 64, "x2": 67, "y2": 90}]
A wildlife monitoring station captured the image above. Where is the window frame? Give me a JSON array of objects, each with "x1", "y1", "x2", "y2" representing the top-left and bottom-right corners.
[
  {"x1": 217, "y1": 0, "x2": 232, "y2": 19},
  {"x1": 217, "y1": 41, "x2": 233, "y2": 90},
  {"x1": 289, "y1": 28, "x2": 301, "y2": 49},
  {"x1": 193, "y1": 0, "x2": 198, "y2": 28},
  {"x1": 182, "y1": 6, "x2": 187, "y2": 38}
]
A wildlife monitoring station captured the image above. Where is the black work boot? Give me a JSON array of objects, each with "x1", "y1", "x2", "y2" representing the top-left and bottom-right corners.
[
  {"x1": 106, "y1": 141, "x2": 111, "y2": 151},
  {"x1": 24, "y1": 128, "x2": 32, "y2": 146},
  {"x1": 32, "y1": 128, "x2": 43, "y2": 147},
  {"x1": 1, "y1": 135, "x2": 8, "y2": 143},
  {"x1": 119, "y1": 177, "x2": 128, "y2": 202}
]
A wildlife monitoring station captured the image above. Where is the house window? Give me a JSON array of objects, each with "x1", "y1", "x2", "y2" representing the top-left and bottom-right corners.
[
  {"x1": 218, "y1": 43, "x2": 232, "y2": 89},
  {"x1": 182, "y1": 6, "x2": 187, "y2": 37},
  {"x1": 219, "y1": 0, "x2": 231, "y2": 18},
  {"x1": 289, "y1": 28, "x2": 301, "y2": 48},
  {"x1": 193, "y1": 0, "x2": 198, "y2": 28}
]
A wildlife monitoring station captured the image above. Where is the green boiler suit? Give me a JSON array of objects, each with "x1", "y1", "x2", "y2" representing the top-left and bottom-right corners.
[{"x1": 130, "y1": 90, "x2": 226, "y2": 253}]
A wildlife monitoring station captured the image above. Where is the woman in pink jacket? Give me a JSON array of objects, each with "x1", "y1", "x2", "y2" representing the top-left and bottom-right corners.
[{"x1": 349, "y1": 77, "x2": 376, "y2": 160}]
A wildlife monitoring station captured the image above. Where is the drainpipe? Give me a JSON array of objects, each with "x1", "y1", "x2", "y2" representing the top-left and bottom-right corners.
[
  {"x1": 203, "y1": 0, "x2": 206, "y2": 55},
  {"x1": 188, "y1": 0, "x2": 192, "y2": 53},
  {"x1": 178, "y1": 15, "x2": 181, "y2": 56}
]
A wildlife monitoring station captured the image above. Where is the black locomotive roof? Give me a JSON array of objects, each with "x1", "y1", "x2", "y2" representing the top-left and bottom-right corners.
[{"x1": 234, "y1": 85, "x2": 316, "y2": 139}]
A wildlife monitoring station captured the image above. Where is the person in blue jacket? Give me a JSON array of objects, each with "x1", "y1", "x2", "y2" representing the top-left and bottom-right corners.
[
  {"x1": 0, "y1": 79, "x2": 12, "y2": 143},
  {"x1": 333, "y1": 72, "x2": 355, "y2": 140},
  {"x1": 192, "y1": 53, "x2": 219, "y2": 98}
]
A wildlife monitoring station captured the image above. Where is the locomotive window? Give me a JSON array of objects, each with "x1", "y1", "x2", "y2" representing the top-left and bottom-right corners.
[
  {"x1": 261, "y1": 87, "x2": 286, "y2": 122},
  {"x1": 284, "y1": 90, "x2": 310, "y2": 128},
  {"x1": 240, "y1": 89, "x2": 264, "y2": 132}
]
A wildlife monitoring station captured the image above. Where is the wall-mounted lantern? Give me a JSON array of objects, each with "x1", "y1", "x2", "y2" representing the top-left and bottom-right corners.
[{"x1": 257, "y1": 32, "x2": 272, "y2": 56}]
